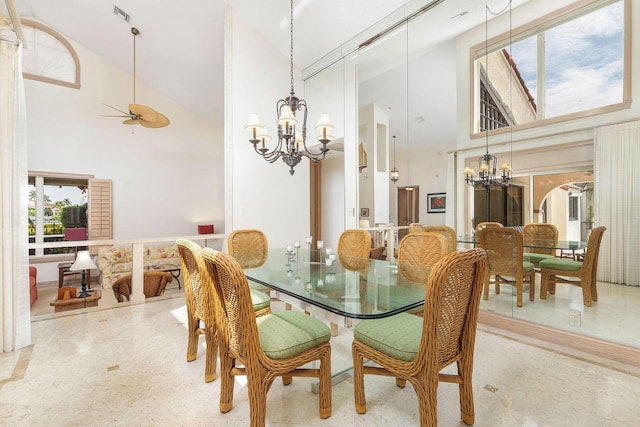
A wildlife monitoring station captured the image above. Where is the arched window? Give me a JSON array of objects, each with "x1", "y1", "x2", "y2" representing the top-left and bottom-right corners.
[{"x1": 20, "y1": 19, "x2": 80, "y2": 89}]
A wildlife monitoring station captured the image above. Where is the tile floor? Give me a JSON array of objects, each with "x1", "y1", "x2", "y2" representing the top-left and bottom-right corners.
[{"x1": 3, "y1": 295, "x2": 640, "y2": 426}]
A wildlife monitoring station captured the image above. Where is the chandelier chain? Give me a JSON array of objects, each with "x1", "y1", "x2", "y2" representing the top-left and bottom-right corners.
[{"x1": 289, "y1": 0, "x2": 295, "y2": 96}]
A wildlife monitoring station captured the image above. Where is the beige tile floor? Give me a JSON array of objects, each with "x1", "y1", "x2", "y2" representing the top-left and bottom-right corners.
[{"x1": 2, "y1": 293, "x2": 640, "y2": 426}]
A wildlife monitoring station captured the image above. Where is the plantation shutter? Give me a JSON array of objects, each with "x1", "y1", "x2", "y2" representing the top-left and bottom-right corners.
[{"x1": 87, "y1": 178, "x2": 112, "y2": 255}]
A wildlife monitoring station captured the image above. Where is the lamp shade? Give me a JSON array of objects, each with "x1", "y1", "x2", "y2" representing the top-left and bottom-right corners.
[
  {"x1": 69, "y1": 250, "x2": 97, "y2": 271},
  {"x1": 359, "y1": 220, "x2": 370, "y2": 228},
  {"x1": 256, "y1": 127, "x2": 271, "y2": 142},
  {"x1": 277, "y1": 105, "x2": 298, "y2": 126},
  {"x1": 315, "y1": 113, "x2": 334, "y2": 131},
  {"x1": 245, "y1": 113, "x2": 264, "y2": 131}
]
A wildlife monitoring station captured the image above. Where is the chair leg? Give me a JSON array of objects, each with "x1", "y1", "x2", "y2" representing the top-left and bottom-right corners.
[
  {"x1": 516, "y1": 282, "x2": 523, "y2": 307},
  {"x1": 318, "y1": 348, "x2": 332, "y2": 419},
  {"x1": 528, "y1": 273, "x2": 535, "y2": 301},
  {"x1": 246, "y1": 371, "x2": 269, "y2": 427},
  {"x1": 483, "y1": 280, "x2": 490, "y2": 301},
  {"x1": 204, "y1": 326, "x2": 218, "y2": 383},
  {"x1": 540, "y1": 272, "x2": 548, "y2": 299},
  {"x1": 581, "y1": 282, "x2": 593, "y2": 307},
  {"x1": 186, "y1": 316, "x2": 200, "y2": 362},
  {"x1": 416, "y1": 375, "x2": 438, "y2": 427},
  {"x1": 457, "y1": 360, "x2": 475, "y2": 425},
  {"x1": 352, "y1": 343, "x2": 367, "y2": 415},
  {"x1": 219, "y1": 353, "x2": 236, "y2": 413}
]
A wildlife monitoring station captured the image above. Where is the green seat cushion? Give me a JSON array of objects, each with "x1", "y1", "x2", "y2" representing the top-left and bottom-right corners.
[
  {"x1": 250, "y1": 288, "x2": 271, "y2": 312},
  {"x1": 257, "y1": 310, "x2": 330, "y2": 359},
  {"x1": 539, "y1": 258, "x2": 582, "y2": 271},
  {"x1": 523, "y1": 261, "x2": 535, "y2": 272},
  {"x1": 523, "y1": 253, "x2": 554, "y2": 265},
  {"x1": 354, "y1": 312, "x2": 422, "y2": 362}
]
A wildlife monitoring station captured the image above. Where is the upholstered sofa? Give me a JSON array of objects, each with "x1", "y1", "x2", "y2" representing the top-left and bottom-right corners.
[{"x1": 96, "y1": 243, "x2": 180, "y2": 289}]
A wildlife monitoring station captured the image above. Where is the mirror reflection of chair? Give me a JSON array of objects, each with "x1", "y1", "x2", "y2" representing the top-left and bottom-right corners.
[
  {"x1": 423, "y1": 225, "x2": 457, "y2": 253},
  {"x1": 352, "y1": 248, "x2": 487, "y2": 426},
  {"x1": 539, "y1": 226, "x2": 606, "y2": 307},
  {"x1": 474, "y1": 221, "x2": 503, "y2": 234},
  {"x1": 201, "y1": 249, "x2": 332, "y2": 425},
  {"x1": 112, "y1": 271, "x2": 172, "y2": 302},
  {"x1": 522, "y1": 223, "x2": 558, "y2": 268},
  {"x1": 477, "y1": 227, "x2": 535, "y2": 307},
  {"x1": 408, "y1": 223, "x2": 425, "y2": 233}
]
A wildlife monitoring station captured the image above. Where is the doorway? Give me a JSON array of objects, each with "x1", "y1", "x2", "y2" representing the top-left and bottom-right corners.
[{"x1": 397, "y1": 186, "x2": 419, "y2": 242}]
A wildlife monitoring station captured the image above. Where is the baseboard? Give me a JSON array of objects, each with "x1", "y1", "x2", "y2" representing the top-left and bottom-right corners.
[{"x1": 479, "y1": 311, "x2": 640, "y2": 368}]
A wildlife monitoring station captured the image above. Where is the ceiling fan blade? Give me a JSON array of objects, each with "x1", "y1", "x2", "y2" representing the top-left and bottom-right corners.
[
  {"x1": 103, "y1": 103, "x2": 132, "y2": 116},
  {"x1": 100, "y1": 114, "x2": 131, "y2": 118},
  {"x1": 129, "y1": 103, "x2": 159, "y2": 122},
  {"x1": 139, "y1": 112, "x2": 170, "y2": 128},
  {"x1": 123, "y1": 119, "x2": 139, "y2": 125}
]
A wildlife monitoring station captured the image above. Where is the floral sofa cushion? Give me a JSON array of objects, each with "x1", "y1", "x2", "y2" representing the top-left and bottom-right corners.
[{"x1": 97, "y1": 243, "x2": 180, "y2": 289}]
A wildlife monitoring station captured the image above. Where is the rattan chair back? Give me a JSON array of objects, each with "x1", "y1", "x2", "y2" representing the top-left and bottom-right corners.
[
  {"x1": 177, "y1": 238, "x2": 218, "y2": 382},
  {"x1": 475, "y1": 221, "x2": 503, "y2": 234},
  {"x1": 523, "y1": 223, "x2": 558, "y2": 256},
  {"x1": 227, "y1": 229, "x2": 269, "y2": 269},
  {"x1": 423, "y1": 225, "x2": 457, "y2": 253},
  {"x1": 112, "y1": 271, "x2": 172, "y2": 302},
  {"x1": 476, "y1": 226, "x2": 535, "y2": 307},
  {"x1": 397, "y1": 232, "x2": 448, "y2": 285},
  {"x1": 352, "y1": 248, "x2": 487, "y2": 426},
  {"x1": 337, "y1": 229, "x2": 371, "y2": 271},
  {"x1": 200, "y1": 248, "x2": 332, "y2": 425},
  {"x1": 408, "y1": 223, "x2": 425, "y2": 233}
]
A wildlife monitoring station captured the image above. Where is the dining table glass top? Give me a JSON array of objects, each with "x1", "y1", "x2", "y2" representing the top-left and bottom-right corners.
[
  {"x1": 456, "y1": 236, "x2": 587, "y2": 250},
  {"x1": 243, "y1": 248, "x2": 430, "y2": 320}
]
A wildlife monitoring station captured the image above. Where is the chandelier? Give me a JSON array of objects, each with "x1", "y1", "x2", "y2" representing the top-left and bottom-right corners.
[
  {"x1": 244, "y1": 0, "x2": 334, "y2": 176},
  {"x1": 390, "y1": 135, "x2": 399, "y2": 183},
  {"x1": 464, "y1": 0, "x2": 511, "y2": 189}
]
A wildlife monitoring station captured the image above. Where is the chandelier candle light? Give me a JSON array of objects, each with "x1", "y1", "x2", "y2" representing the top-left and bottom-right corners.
[
  {"x1": 245, "y1": 0, "x2": 334, "y2": 176},
  {"x1": 464, "y1": 0, "x2": 511, "y2": 189}
]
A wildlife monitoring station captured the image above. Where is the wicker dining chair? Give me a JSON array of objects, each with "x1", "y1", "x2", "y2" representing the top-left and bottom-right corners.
[
  {"x1": 423, "y1": 225, "x2": 457, "y2": 253},
  {"x1": 408, "y1": 223, "x2": 425, "y2": 233},
  {"x1": 177, "y1": 239, "x2": 272, "y2": 383},
  {"x1": 352, "y1": 248, "x2": 487, "y2": 427},
  {"x1": 201, "y1": 248, "x2": 332, "y2": 427},
  {"x1": 539, "y1": 226, "x2": 606, "y2": 307},
  {"x1": 227, "y1": 229, "x2": 269, "y2": 269},
  {"x1": 474, "y1": 221, "x2": 503, "y2": 234},
  {"x1": 476, "y1": 226, "x2": 535, "y2": 307},
  {"x1": 112, "y1": 271, "x2": 172, "y2": 302},
  {"x1": 397, "y1": 232, "x2": 449, "y2": 286},
  {"x1": 522, "y1": 223, "x2": 558, "y2": 267}
]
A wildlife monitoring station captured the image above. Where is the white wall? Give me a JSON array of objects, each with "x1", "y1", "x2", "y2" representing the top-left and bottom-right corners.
[
  {"x1": 25, "y1": 28, "x2": 224, "y2": 239},
  {"x1": 321, "y1": 154, "x2": 345, "y2": 249},
  {"x1": 226, "y1": 9, "x2": 311, "y2": 248}
]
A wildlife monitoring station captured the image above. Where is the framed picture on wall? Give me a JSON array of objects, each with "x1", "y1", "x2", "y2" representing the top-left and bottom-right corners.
[
  {"x1": 427, "y1": 193, "x2": 446, "y2": 213},
  {"x1": 360, "y1": 208, "x2": 369, "y2": 217}
]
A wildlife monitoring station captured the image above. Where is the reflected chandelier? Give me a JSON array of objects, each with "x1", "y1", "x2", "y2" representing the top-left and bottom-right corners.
[
  {"x1": 464, "y1": 0, "x2": 512, "y2": 189},
  {"x1": 244, "y1": 0, "x2": 334, "y2": 176}
]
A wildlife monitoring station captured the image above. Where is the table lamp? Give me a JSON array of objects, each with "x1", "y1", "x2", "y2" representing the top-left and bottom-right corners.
[{"x1": 69, "y1": 250, "x2": 96, "y2": 298}]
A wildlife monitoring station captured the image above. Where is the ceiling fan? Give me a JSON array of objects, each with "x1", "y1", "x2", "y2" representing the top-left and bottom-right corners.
[{"x1": 103, "y1": 27, "x2": 170, "y2": 128}]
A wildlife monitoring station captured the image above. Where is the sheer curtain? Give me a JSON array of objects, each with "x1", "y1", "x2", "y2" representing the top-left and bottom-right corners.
[
  {"x1": 0, "y1": 36, "x2": 31, "y2": 352},
  {"x1": 594, "y1": 120, "x2": 640, "y2": 287}
]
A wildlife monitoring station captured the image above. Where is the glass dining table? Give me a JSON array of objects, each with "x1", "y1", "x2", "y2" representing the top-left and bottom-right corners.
[{"x1": 244, "y1": 248, "x2": 430, "y2": 324}]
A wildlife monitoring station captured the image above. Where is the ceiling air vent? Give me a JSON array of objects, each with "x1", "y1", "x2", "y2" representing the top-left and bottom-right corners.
[{"x1": 113, "y1": 6, "x2": 130, "y2": 22}]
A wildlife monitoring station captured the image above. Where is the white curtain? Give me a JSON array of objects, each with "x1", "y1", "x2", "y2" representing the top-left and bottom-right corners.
[
  {"x1": 0, "y1": 37, "x2": 31, "y2": 351},
  {"x1": 594, "y1": 120, "x2": 640, "y2": 286}
]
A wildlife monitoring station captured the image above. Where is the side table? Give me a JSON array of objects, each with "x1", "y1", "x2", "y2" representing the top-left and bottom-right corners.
[{"x1": 57, "y1": 262, "x2": 91, "y2": 289}]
